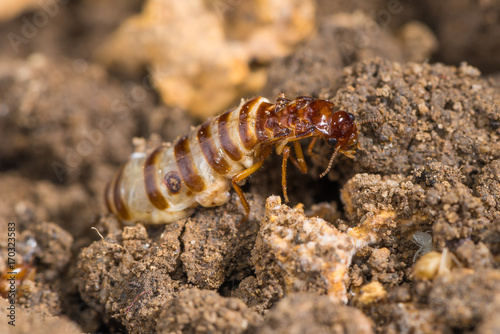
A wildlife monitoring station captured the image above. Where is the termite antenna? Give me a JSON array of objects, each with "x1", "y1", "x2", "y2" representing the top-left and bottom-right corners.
[{"x1": 319, "y1": 145, "x2": 340, "y2": 178}]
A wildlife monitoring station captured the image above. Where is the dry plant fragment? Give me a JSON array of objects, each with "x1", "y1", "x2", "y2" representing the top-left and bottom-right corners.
[
  {"x1": 413, "y1": 248, "x2": 463, "y2": 280},
  {"x1": 358, "y1": 281, "x2": 387, "y2": 305}
]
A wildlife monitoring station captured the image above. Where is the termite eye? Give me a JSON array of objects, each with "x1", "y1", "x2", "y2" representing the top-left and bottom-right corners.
[
  {"x1": 348, "y1": 113, "x2": 355, "y2": 121},
  {"x1": 327, "y1": 138, "x2": 338, "y2": 146}
]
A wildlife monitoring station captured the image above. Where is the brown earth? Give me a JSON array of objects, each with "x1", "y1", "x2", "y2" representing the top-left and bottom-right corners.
[{"x1": 1, "y1": 1, "x2": 500, "y2": 333}]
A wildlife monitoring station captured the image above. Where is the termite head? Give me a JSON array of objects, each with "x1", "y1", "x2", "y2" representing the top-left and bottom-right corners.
[
  {"x1": 325, "y1": 111, "x2": 358, "y2": 154},
  {"x1": 307, "y1": 100, "x2": 358, "y2": 152},
  {"x1": 318, "y1": 108, "x2": 383, "y2": 178},
  {"x1": 317, "y1": 109, "x2": 359, "y2": 178}
]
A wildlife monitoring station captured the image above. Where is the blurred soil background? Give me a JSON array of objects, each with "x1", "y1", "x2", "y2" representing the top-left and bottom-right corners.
[{"x1": 0, "y1": 0, "x2": 500, "y2": 333}]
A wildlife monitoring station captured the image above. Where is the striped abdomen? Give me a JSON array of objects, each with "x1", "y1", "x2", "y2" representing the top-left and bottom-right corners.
[{"x1": 105, "y1": 97, "x2": 275, "y2": 224}]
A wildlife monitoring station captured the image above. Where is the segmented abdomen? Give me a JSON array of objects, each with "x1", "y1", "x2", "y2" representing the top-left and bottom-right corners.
[{"x1": 105, "y1": 96, "x2": 275, "y2": 224}]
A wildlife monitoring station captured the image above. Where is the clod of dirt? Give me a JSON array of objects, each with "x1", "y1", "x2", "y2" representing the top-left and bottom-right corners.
[
  {"x1": 0, "y1": 221, "x2": 74, "y2": 320},
  {"x1": 0, "y1": 54, "x2": 137, "y2": 183},
  {"x1": 0, "y1": 253, "x2": 62, "y2": 320},
  {"x1": 19, "y1": 221, "x2": 73, "y2": 281},
  {"x1": 341, "y1": 161, "x2": 489, "y2": 254},
  {"x1": 264, "y1": 11, "x2": 411, "y2": 98},
  {"x1": 477, "y1": 294, "x2": 500, "y2": 334},
  {"x1": 0, "y1": 172, "x2": 90, "y2": 235},
  {"x1": 396, "y1": 21, "x2": 439, "y2": 62},
  {"x1": 96, "y1": 0, "x2": 315, "y2": 118},
  {"x1": 77, "y1": 193, "x2": 263, "y2": 333},
  {"x1": 251, "y1": 293, "x2": 374, "y2": 334},
  {"x1": 423, "y1": 0, "x2": 500, "y2": 73},
  {"x1": 475, "y1": 159, "x2": 500, "y2": 216},
  {"x1": 428, "y1": 269, "x2": 500, "y2": 330},
  {"x1": 455, "y1": 240, "x2": 495, "y2": 270},
  {"x1": 180, "y1": 193, "x2": 264, "y2": 289},
  {"x1": 156, "y1": 288, "x2": 262, "y2": 334},
  {"x1": 357, "y1": 281, "x2": 387, "y2": 305},
  {"x1": 263, "y1": 18, "x2": 344, "y2": 98},
  {"x1": 373, "y1": 268, "x2": 500, "y2": 333},
  {"x1": 78, "y1": 220, "x2": 187, "y2": 333},
  {"x1": 314, "y1": 0, "x2": 389, "y2": 18},
  {"x1": 16, "y1": 279, "x2": 62, "y2": 321},
  {"x1": 415, "y1": 163, "x2": 489, "y2": 249},
  {"x1": 218, "y1": 0, "x2": 315, "y2": 63},
  {"x1": 0, "y1": 0, "x2": 39, "y2": 21},
  {"x1": 381, "y1": 303, "x2": 450, "y2": 334},
  {"x1": 236, "y1": 196, "x2": 356, "y2": 313},
  {"x1": 0, "y1": 53, "x2": 190, "y2": 236},
  {"x1": 0, "y1": 298, "x2": 82, "y2": 334},
  {"x1": 96, "y1": 0, "x2": 259, "y2": 119},
  {"x1": 342, "y1": 157, "x2": 500, "y2": 333},
  {"x1": 305, "y1": 201, "x2": 341, "y2": 223},
  {"x1": 323, "y1": 58, "x2": 500, "y2": 183},
  {"x1": 363, "y1": 248, "x2": 401, "y2": 285}
]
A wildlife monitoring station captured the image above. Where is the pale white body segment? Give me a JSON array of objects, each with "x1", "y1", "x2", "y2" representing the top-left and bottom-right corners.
[{"x1": 105, "y1": 97, "x2": 270, "y2": 224}]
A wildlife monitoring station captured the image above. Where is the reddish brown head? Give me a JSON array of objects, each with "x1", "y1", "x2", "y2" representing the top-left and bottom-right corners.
[
  {"x1": 304, "y1": 100, "x2": 358, "y2": 152},
  {"x1": 303, "y1": 100, "x2": 360, "y2": 177},
  {"x1": 323, "y1": 110, "x2": 358, "y2": 152},
  {"x1": 318, "y1": 110, "x2": 359, "y2": 177}
]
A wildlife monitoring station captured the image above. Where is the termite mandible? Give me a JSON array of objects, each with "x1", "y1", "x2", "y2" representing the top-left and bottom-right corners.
[{"x1": 105, "y1": 94, "x2": 380, "y2": 224}]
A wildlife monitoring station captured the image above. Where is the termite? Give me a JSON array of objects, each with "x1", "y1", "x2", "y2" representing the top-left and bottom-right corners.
[
  {"x1": 0, "y1": 263, "x2": 36, "y2": 298},
  {"x1": 105, "y1": 94, "x2": 379, "y2": 224}
]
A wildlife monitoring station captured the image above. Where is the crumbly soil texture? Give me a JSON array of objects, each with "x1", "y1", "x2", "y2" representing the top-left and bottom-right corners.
[{"x1": 1, "y1": 1, "x2": 500, "y2": 334}]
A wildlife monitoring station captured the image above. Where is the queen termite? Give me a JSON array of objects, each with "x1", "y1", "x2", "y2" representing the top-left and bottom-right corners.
[{"x1": 105, "y1": 93, "x2": 382, "y2": 224}]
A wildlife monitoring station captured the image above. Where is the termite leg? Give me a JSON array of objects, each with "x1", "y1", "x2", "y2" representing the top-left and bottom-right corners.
[
  {"x1": 307, "y1": 137, "x2": 319, "y2": 157},
  {"x1": 281, "y1": 146, "x2": 291, "y2": 203},
  {"x1": 232, "y1": 160, "x2": 265, "y2": 224},
  {"x1": 281, "y1": 142, "x2": 307, "y2": 173},
  {"x1": 281, "y1": 142, "x2": 308, "y2": 203},
  {"x1": 293, "y1": 141, "x2": 308, "y2": 174}
]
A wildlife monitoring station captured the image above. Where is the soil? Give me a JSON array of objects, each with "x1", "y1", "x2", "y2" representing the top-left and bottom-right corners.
[{"x1": 1, "y1": 1, "x2": 500, "y2": 333}]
